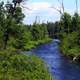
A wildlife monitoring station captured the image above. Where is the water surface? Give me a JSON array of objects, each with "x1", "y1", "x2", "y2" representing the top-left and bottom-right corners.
[{"x1": 25, "y1": 39, "x2": 80, "y2": 80}]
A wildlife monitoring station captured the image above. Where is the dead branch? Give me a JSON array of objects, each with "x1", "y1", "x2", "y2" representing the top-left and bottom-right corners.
[
  {"x1": 50, "y1": 6, "x2": 62, "y2": 15},
  {"x1": 20, "y1": 4, "x2": 32, "y2": 10}
]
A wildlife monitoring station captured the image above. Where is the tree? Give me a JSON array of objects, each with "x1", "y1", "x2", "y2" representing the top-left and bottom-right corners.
[
  {"x1": 0, "y1": 0, "x2": 25, "y2": 49},
  {"x1": 31, "y1": 23, "x2": 41, "y2": 41},
  {"x1": 51, "y1": 0, "x2": 64, "y2": 16},
  {"x1": 72, "y1": 13, "x2": 80, "y2": 32},
  {"x1": 60, "y1": 12, "x2": 72, "y2": 34}
]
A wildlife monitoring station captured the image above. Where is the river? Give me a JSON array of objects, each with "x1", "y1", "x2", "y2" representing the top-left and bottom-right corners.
[{"x1": 25, "y1": 39, "x2": 80, "y2": 80}]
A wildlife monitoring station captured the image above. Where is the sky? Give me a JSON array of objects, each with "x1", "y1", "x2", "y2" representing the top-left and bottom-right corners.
[{"x1": 2, "y1": 0, "x2": 80, "y2": 24}]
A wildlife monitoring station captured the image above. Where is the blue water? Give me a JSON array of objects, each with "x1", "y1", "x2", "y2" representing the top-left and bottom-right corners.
[{"x1": 25, "y1": 39, "x2": 80, "y2": 80}]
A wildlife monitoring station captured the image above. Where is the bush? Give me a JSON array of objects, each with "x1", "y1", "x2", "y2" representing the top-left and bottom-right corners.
[
  {"x1": 0, "y1": 51, "x2": 52, "y2": 80},
  {"x1": 60, "y1": 32, "x2": 80, "y2": 59}
]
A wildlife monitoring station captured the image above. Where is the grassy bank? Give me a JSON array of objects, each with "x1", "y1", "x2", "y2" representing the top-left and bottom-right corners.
[
  {"x1": 23, "y1": 38, "x2": 52, "y2": 50},
  {"x1": 0, "y1": 49, "x2": 52, "y2": 80}
]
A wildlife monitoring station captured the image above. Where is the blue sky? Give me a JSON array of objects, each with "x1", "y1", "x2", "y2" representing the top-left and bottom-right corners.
[
  {"x1": 23, "y1": 0, "x2": 80, "y2": 24},
  {"x1": 2, "y1": 0, "x2": 80, "y2": 24}
]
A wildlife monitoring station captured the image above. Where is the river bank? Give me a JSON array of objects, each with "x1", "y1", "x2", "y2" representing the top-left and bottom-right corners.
[
  {"x1": 59, "y1": 39, "x2": 80, "y2": 62},
  {"x1": 0, "y1": 49, "x2": 52, "y2": 80},
  {"x1": 22, "y1": 38, "x2": 52, "y2": 51}
]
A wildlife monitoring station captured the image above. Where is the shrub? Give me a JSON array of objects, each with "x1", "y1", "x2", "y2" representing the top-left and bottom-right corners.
[{"x1": 0, "y1": 51, "x2": 52, "y2": 80}]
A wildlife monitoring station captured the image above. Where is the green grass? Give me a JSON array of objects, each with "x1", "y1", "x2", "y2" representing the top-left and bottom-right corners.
[
  {"x1": 23, "y1": 38, "x2": 52, "y2": 50},
  {"x1": 0, "y1": 50, "x2": 52, "y2": 80}
]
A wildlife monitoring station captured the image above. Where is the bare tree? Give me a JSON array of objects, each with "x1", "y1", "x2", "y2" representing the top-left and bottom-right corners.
[
  {"x1": 61, "y1": 0, "x2": 64, "y2": 13},
  {"x1": 50, "y1": 0, "x2": 64, "y2": 15},
  {"x1": 20, "y1": 4, "x2": 31, "y2": 10},
  {"x1": 75, "y1": 0, "x2": 78, "y2": 13},
  {"x1": 57, "y1": 0, "x2": 64, "y2": 14}
]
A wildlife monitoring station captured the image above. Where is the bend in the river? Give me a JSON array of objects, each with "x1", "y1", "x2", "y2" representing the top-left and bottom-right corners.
[{"x1": 25, "y1": 39, "x2": 80, "y2": 80}]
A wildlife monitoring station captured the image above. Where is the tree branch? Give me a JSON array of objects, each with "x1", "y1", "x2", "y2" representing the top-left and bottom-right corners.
[{"x1": 20, "y1": 4, "x2": 32, "y2": 10}]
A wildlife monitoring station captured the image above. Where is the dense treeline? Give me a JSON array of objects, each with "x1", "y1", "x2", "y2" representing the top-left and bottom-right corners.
[{"x1": 60, "y1": 12, "x2": 80, "y2": 61}]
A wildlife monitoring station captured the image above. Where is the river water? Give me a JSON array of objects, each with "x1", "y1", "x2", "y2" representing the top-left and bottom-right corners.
[{"x1": 25, "y1": 39, "x2": 80, "y2": 80}]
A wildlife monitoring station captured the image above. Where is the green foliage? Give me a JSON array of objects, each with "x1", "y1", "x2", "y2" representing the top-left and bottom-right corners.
[
  {"x1": 0, "y1": 0, "x2": 51, "y2": 50},
  {"x1": 72, "y1": 13, "x2": 80, "y2": 31},
  {"x1": 0, "y1": 50, "x2": 52, "y2": 80},
  {"x1": 46, "y1": 22, "x2": 61, "y2": 38},
  {"x1": 0, "y1": 1, "x2": 52, "y2": 78},
  {"x1": 60, "y1": 12, "x2": 72, "y2": 33},
  {"x1": 31, "y1": 23, "x2": 49, "y2": 41},
  {"x1": 60, "y1": 32, "x2": 78, "y2": 54},
  {"x1": 21, "y1": 23, "x2": 51, "y2": 50},
  {"x1": 59, "y1": 12, "x2": 80, "y2": 59},
  {"x1": 0, "y1": 0, "x2": 25, "y2": 49},
  {"x1": 0, "y1": 8, "x2": 52, "y2": 80}
]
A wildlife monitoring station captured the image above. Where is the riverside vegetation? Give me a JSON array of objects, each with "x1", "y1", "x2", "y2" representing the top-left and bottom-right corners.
[
  {"x1": 44, "y1": 12, "x2": 80, "y2": 62},
  {"x1": 0, "y1": 49, "x2": 52, "y2": 80},
  {"x1": 0, "y1": 0, "x2": 52, "y2": 80}
]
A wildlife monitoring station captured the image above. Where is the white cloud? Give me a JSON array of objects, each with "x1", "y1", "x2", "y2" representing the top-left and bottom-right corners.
[
  {"x1": 22, "y1": 2, "x2": 51, "y2": 10},
  {"x1": 22, "y1": 2, "x2": 61, "y2": 24},
  {"x1": 21, "y1": 2, "x2": 51, "y2": 16},
  {"x1": 22, "y1": 2, "x2": 60, "y2": 17}
]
